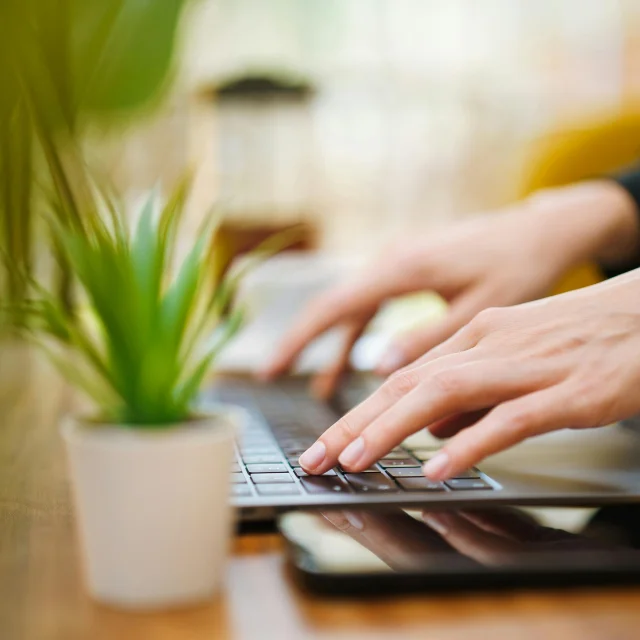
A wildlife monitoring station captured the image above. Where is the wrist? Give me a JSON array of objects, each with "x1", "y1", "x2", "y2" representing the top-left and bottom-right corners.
[{"x1": 522, "y1": 181, "x2": 640, "y2": 272}]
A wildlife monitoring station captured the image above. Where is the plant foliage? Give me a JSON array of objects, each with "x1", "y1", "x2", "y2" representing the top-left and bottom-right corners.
[
  {"x1": 0, "y1": 0, "x2": 188, "y2": 309},
  {"x1": 4, "y1": 178, "x2": 295, "y2": 427}
]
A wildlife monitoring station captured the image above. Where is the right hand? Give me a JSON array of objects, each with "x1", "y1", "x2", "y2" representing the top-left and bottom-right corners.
[
  {"x1": 260, "y1": 181, "x2": 638, "y2": 399},
  {"x1": 421, "y1": 508, "x2": 612, "y2": 566}
]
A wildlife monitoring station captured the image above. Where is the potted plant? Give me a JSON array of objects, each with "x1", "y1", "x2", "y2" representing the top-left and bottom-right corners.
[{"x1": 5, "y1": 180, "x2": 264, "y2": 610}]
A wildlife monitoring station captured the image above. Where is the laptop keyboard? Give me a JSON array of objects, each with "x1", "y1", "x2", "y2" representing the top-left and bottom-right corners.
[{"x1": 210, "y1": 378, "x2": 497, "y2": 499}]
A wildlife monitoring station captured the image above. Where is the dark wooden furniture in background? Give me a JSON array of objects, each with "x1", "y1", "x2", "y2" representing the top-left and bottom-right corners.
[{"x1": 3, "y1": 346, "x2": 640, "y2": 640}]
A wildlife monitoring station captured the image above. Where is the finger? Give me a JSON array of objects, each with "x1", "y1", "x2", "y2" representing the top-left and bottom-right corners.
[
  {"x1": 321, "y1": 510, "x2": 363, "y2": 533},
  {"x1": 461, "y1": 510, "x2": 582, "y2": 547},
  {"x1": 376, "y1": 288, "x2": 490, "y2": 375},
  {"x1": 323, "y1": 510, "x2": 443, "y2": 570},
  {"x1": 339, "y1": 359, "x2": 553, "y2": 472},
  {"x1": 393, "y1": 299, "x2": 504, "y2": 377},
  {"x1": 310, "y1": 321, "x2": 366, "y2": 400},
  {"x1": 261, "y1": 267, "x2": 413, "y2": 380},
  {"x1": 422, "y1": 384, "x2": 576, "y2": 481},
  {"x1": 298, "y1": 349, "x2": 484, "y2": 474},
  {"x1": 460, "y1": 508, "x2": 543, "y2": 542},
  {"x1": 421, "y1": 512, "x2": 519, "y2": 565},
  {"x1": 428, "y1": 409, "x2": 490, "y2": 439},
  {"x1": 259, "y1": 292, "x2": 371, "y2": 380}
]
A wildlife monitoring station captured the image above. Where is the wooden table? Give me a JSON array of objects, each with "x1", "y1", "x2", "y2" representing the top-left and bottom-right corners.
[{"x1": 3, "y1": 346, "x2": 640, "y2": 640}]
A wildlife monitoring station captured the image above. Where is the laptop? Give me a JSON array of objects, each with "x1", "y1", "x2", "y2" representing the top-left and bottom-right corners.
[{"x1": 205, "y1": 374, "x2": 640, "y2": 522}]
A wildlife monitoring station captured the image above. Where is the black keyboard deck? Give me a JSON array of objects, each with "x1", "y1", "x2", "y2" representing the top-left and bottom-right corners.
[{"x1": 209, "y1": 378, "x2": 498, "y2": 501}]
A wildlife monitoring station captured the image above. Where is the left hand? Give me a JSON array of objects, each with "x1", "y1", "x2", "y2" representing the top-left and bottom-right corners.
[{"x1": 298, "y1": 271, "x2": 640, "y2": 481}]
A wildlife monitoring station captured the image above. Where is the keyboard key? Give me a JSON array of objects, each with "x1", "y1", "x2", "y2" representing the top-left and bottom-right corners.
[
  {"x1": 255, "y1": 484, "x2": 301, "y2": 496},
  {"x1": 232, "y1": 484, "x2": 252, "y2": 496},
  {"x1": 386, "y1": 468, "x2": 425, "y2": 478},
  {"x1": 378, "y1": 451, "x2": 413, "y2": 460},
  {"x1": 451, "y1": 469, "x2": 481, "y2": 479},
  {"x1": 231, "y1": 462, "x2": 241, "y2": 473},
  {"x1": 287, "y1": 455, "x2": 303, "y2": 466},
  {"x1": 270, "y1": 421, "x2": 301, "y2": 430},
  {"x1": 246, "y1": 463, "x2": 287, "y2": 474},
  {"x1": 239, "y1": 447, "x2": 280, "y2": 456},
  {"x1": 294, "y1": 468, "x2": 336, "y2": 477},
  {"x1": 240, "y1": 431, "x2": 273, "y2": 439},
  {"x1": 251, "y1": 473, "x2": 294, "y2": 484},
  {"x1": 411, "y1": 449, "x2": 440, "y2": 461},
  {"x1": 344, "y1": 473, "x2": 399, "y2": 493},
  {"x1": 231, "y1": 473, "x2": 247, "y2": 484},
  {"x1": 278, "y1": 439, "x2": 315, "y2": 450},
  {"x1": 240, "y1": 439, "x2": 276, "y2": 447},
  {"x1": 396, "y1": 477, "x2": 445, "y2": 491},
  {"x1": 299, "y1": 476, "x2": 352, "y2": 494},
  {"x1": 282, "y1": 448, "x2": 308, "y2": 457},
  {"x1": 402, "y1": 431, "x2": 442, "y2": 449},
  {"x1": 243, "y1": 454, "x2": 284, "y2": 464},
  {"x1": 445, "y1": 478, "x2": 493, "y2": 490},
  {"x1": 240, "y1": 435, "x2": 276, "y2": 443},
  {"x1": 379, "y1": 458, "x2": 420, "y2": 468},
  {"x1": 336, "y1": 464, "x2": 379, "y2": 473}
]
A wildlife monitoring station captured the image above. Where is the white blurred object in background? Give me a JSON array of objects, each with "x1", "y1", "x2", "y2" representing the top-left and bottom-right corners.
[
  {"x1": 216, "y1": 251, "x2": 449, "y2": 373},
  {"x1": 216, "y1": 252, "x2": 359, "y2": 372}
]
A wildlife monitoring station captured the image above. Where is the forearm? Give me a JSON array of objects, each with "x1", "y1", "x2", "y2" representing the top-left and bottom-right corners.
[{"x1": 519, "y1": 180, "x2": 640, "y2": 274}]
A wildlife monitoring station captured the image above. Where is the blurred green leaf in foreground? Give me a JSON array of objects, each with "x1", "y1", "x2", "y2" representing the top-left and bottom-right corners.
[
  {"x1": 6, "y1": 178, "x2": 239, "y2": 425},
  {"x1": 3, "y1": 174, "x2": 300, "y2": 426},
  {"x1": 0, "y1": 0, "x2": 188, "y2": 310}
]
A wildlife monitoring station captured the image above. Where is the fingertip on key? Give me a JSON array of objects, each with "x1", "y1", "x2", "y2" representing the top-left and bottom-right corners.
[
  {"x1": 338, "y1": 436, "x2": 366, "y2": 469},
  {"x1": 422, "y1": 451, "x2": 451, "y2": 481},
  {"x1": 299, "y1": 440, "x2": 327, "y2": 472}
]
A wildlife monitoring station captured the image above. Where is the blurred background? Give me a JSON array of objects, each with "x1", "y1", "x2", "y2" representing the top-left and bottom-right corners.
[
  {"x1": 98, "y1": 0, "x2": 640, "y2": 251},
  {"x1": 16, "y1": 0, "x2": 640, "y2": 371}
]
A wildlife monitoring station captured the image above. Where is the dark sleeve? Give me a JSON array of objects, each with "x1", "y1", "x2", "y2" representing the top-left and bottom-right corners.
[{"x1": 602, "y1": 168, "x2": 640, "y2": 278}]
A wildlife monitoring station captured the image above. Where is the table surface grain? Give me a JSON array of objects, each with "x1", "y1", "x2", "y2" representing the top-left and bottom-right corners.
[{"x1": 3, "y1": 346, "x2": 640, "y2": 640}]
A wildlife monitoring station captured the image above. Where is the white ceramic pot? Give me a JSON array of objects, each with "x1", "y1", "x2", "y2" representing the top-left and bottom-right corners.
[{"x1": 62, "y1": 408, "x2": 240, "y2": 610}]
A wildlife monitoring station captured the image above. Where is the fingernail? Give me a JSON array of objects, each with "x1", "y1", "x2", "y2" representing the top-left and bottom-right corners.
[
  {"x1": 376, "y1": 348, "x2": 406, "y2": 374},
  {"x1": 299, "y1": 441, "x2": 327, "y2": 471},
  {"x1": 345, "y1": 511, "x2": 365, "y2": 530},
  {"x1": 339, "y1": 436, "x2": 365, "y2": 468},
  {"x1": 422, "y1": 451, "x2": 450, "y2": 480},
  {"x1": 423, "y1": 513, "x2": 449, "y2": 535}
]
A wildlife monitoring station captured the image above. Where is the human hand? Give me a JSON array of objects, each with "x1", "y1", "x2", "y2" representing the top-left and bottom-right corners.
[
  {"x1": 421, "y1": 508, "x2": 611, "y2": 566},
  {"x1": 296, "y1": 270, "x2": 640, "y2": 480},
  {"x1": 320, "y1": 509, "x2": 451, "y2": 571},
  {"x1": 261, "y1": 181, "x2": 638, "y2": 399}
]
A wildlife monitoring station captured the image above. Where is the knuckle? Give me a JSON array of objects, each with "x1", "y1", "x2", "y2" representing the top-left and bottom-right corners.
[
  {"x1": 385, "y1": 369, "x2": 421, "y2": 398},
  {"x1": 471, "y1": 307, "x2": 502, "y2": 334},
  {"x1": 572, "y1": 402, "x2": 596, "y2": 429},
  {"x1": 430, "y1": 369, "x2": 462, "y2": 396},
  {"x1": 474, "y1": 307, "x2": 502, "y2": 330},
  {"x1": 333, "y1": 415, "x2": 358, "y2": 441},
  {"x1": 573, "y1": 380, "x2": 614, "y2": 427},
  {"x1": 501, "y1": 404, "x2": 536, "y2": 438}
]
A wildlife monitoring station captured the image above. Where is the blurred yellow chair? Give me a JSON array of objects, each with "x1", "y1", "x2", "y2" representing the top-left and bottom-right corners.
[{"x1": 519, "y1": 108, "x2": 640, "y2": 294}]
